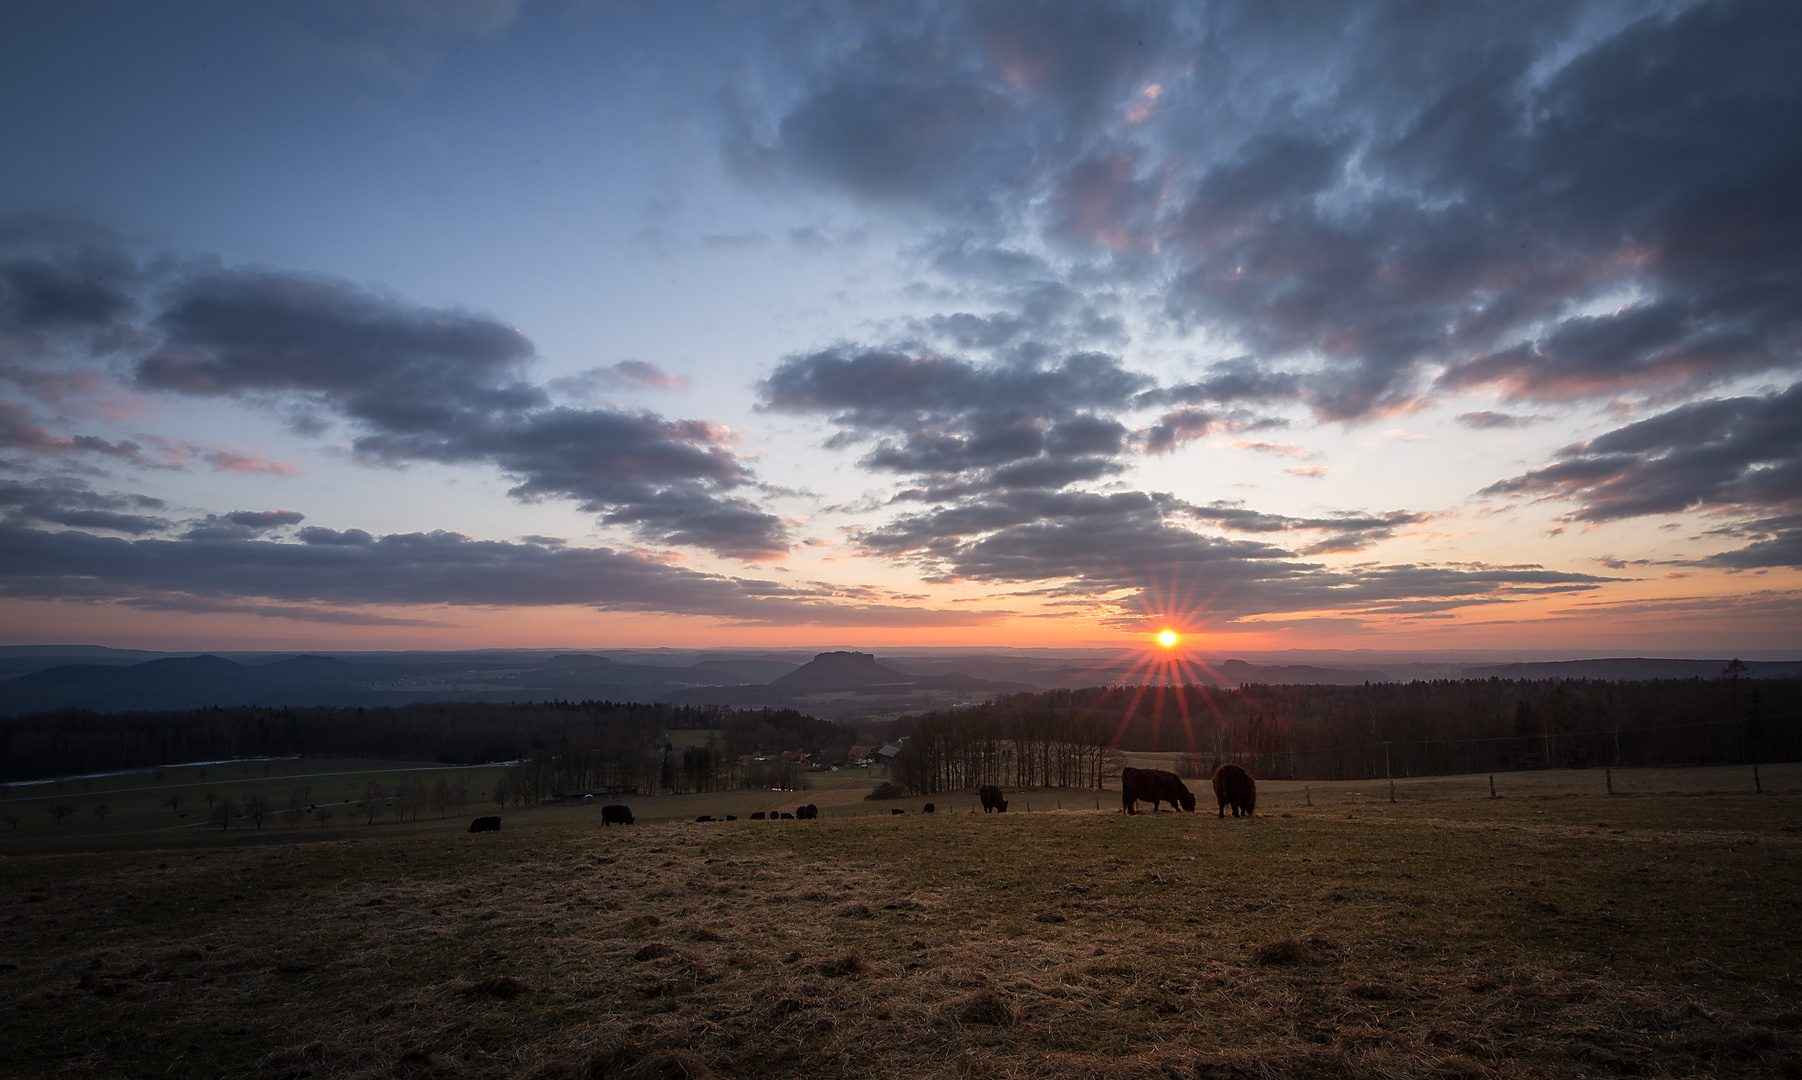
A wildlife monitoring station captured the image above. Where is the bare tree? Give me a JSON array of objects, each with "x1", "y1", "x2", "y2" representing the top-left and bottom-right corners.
[
  {"x1": 1, "y1": 815, "x2": 19, "y2": 831},
  {"x1": 209, "y1": 798, "x2": 237, "y2": 830},
  {"x1": 93, "y1": 804, "x2": 111, "y2": 822},
  {"x1": 164, "y1": 793, "x2": 184, "y2": 815},
  {"x1": 244, "y1": 794, "x2": 271, "y2": 829},
  {"x1": 47, "y1": 804, "x2": 74, "y2": 826},
  {"x1": 313, "y1": 806, "x2": 333, "y2": 828},
  {"x1": 361, "y1": 782, "x2": 386, "y2": 825}
]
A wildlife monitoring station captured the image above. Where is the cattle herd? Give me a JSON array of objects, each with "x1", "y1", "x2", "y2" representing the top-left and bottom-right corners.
[{"x1": 468, "y1": 765, "x2": 1257, "y2": 832}]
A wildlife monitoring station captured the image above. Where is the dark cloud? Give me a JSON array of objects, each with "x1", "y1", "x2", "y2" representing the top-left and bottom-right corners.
[
  {"x1": 732, "y1": 0, "x2": 1171, "y2": 220},
  {"x1": 0, "y1": 524, "x2": 1000, "y2": 628},
  {"x1": 180, "y1": 509, "x2": 305, "y2": 542},
  {"x1": 1485, "y1": 382, "x2": 1802, "y2": 567},
  {"x1": 1456, "y1": 410, "x2": 1545, "y2": 430},
  {"x1": 0, "y1": 478, "x2": 169, "y2": 535},
  {"x1": 760, "y1": 345, "x2": 1150, "y2": 497},
  {"x1": 139, "y1": 269, "x2": 544, "y2": 428},
  {"x1": 128, "y1": 269, "x2": 787, "y2": 559}
]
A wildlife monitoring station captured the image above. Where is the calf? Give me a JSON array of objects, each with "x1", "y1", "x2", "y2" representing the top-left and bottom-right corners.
[
  {"x1": 979, "y1": 785, "x2": 1008, "y2": 813},
  {"x1": 891, "y1": 808, "x2": 906, "y2": 815},
  {"x1": 1211, "y1": 763, "x2": 1257, "y2": 818},
  {"x1": 468, "y1": 816, "x2": 501, "y2": 833},
  {"x1": 1121, "y1": 767, "x2": 1196, "y2": 814},
  {"x1": 601, "y1": 804, "x2": 635, "y2": 826}
]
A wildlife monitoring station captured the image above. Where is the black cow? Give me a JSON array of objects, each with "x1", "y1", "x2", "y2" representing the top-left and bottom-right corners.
[
  {"x1": 601, "y1": 804, "x2": 634, "y2": 826},
  {"x1": 922, "y1": 803, "x2": 936, "y2": 814},
  {"x1": 1212, "y1": 763, "x2": 1257, "y2": 818},
  {"x1": 468, "y1": 816, "x2": 501, "y2": 833},
  {"x1": 750, "y1": 811, "x2": 766, "y2": 820},
  {"x1": 979, "y1": 785, "x2": 1008, "y2": 813},
  {"x1": 796, "y1": 804, "x2": 819, "y2": 820},
  {"x1": 891, "y1": 808, "x2": 906, "y2": 815},
  {"x1": 1121, "y1": 767, "x2": 1196, "y2": 814},
  {"x1": 725, "y1": 815, "x2": 737, "y2": 821},
  {"x1": 695, "y1": 815, "x2": 715, "y2": 822},
  {"x1": 780, "y1": 812, "x2": 794, "y2": 819}
]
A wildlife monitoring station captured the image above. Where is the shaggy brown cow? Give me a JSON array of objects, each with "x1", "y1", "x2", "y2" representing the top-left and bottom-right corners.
[
  {"x1": 1211, "y1": 763, "x2": 1257, "y2": 817},
  {"x1": 1121, "y1": 767, "x2": 1196, "y2": 814},
  {"x1": 979, "y1": 785, "x2": 1008, "y2": 813},
  {"x1": 601, "y1": 804, "x2": 634, "y2": 826},
  {"x1": 467, "y1": 816, "x2": 501, "y2": 833}
]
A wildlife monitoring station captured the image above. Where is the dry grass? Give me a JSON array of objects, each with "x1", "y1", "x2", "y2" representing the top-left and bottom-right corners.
[{"x1": 3, "y1": 784, "x2": 1801, "y2": 1079}]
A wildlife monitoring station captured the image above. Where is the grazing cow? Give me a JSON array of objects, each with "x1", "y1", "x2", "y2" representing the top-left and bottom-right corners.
[
  {"x1": 695, "y1": 815, "x2": 714, "y2": 822},
  {"x1": 1211, "y1": 763, "x2": 1257, "y2": 818},
  {"x1": 468, "y1": 816, "x2": 501, "y2": 833},
  {"x1": 922, "y1": 803, "x2": 936, "y2": 814},
  {"x1": 796, "y1": 804, "x2": 819, "y2": 820},
  {"x1": 891, "y1": 808, "x2": 906, "y2": 815},
  {"x1": 601, "y1": 804, "x2": 635, "y2": 826},
  {"x1": 979, "y1": 785, "x2": 1008, "y2": 813},
  {"x1": 750, "y1": 811, "x2": 766, "y2": 820},
  {"x1": 1121, "y1": 767, "x2": 1196, "y2": 814},
  {"x1": 725, "y1": 815, "x2": 737, "y2": 821},
  {"x1": 780, "y1": 812, "x2": 795, "y2": 819}
]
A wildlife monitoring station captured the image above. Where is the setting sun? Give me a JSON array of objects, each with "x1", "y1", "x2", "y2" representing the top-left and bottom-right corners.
[{"x1": 1157, "y1": 630, "x2": 1178, "y2": 648}]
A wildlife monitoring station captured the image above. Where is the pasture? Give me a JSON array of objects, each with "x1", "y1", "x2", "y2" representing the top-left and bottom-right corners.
[{"x1": 1, "y1": 768, "x2": 1799, "y2": 1079}]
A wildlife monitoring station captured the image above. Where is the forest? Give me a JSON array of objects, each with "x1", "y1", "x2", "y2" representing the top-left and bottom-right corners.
[
  {"x1": 0, "y1": 699, "x2": 859, "y2": 790},
  {"x1": 885, "y1": 673, "x2": 1802, "y2": 793}
]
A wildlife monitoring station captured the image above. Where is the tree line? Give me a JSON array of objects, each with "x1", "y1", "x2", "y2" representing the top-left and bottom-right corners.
[
  {"x1": 0, "y1": 700, "x2": 858, "y2": 785},
  {"x1": 887, "y1": 674, "x2": 1802, "y2": 791}
]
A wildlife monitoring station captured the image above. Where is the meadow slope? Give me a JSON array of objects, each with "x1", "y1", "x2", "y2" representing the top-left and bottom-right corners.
[{"x1": 2, "y1": 783, "x2": 1800, "y2": 1079}]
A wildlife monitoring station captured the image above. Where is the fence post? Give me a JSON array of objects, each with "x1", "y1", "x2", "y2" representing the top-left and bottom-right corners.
[
  {"x1": 1304, "y1": 785, "x2": 1312, "y2": 807},
  {"x1": 1489, "y1": 774, "x2": 1496, "y2": 799},
  {"x1": 1606, "y1": 768, "x2": 1613, "y2": 795},
  {"x1": 1389, "y1": 779, "x2": 1396, "y2": 803},
  {"x1": 1755, "y1": 765, "x2": 1763, "y2": 794}
]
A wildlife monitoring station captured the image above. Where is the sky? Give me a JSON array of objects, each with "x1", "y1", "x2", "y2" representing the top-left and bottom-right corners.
[{"x1": 0, "y1": 0, "x2": 1798, "y2": 655}]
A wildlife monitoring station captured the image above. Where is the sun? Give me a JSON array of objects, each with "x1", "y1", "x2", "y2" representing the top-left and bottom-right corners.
[{"x1": 1157, "y1": 630, "x2": 1179, "y2": 648}]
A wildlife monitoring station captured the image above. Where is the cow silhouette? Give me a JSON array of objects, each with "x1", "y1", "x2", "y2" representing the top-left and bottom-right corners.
[
  {"x1": 922, "y1": 803, "x2": 935, "y2": 814},
  {"x1": 1121, "y1": 767, "x2": 1196, "y2": 814},
  {"x1": 1211, "y1": 764, "x2": 1257, "y2": 818},
  {"x1": 468, "y1": 816, "x2": 501, "y2": 833},
  {"x1": 979, "y1": 785, "x2": 1008, "y2": 813},
  {"x1": 796, "y1": 804, "x2": 819, "y2": 819},
  {"x1": 601, "y1": 804, "x2": 634, "y2": 826}
]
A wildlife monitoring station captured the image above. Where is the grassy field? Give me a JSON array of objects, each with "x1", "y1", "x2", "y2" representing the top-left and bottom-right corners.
[
  {"x1": 0, "y1": 760, "x2": 512, "y2": 855},
  {"x1": 2, "y1": 766, "x2": 1800, "y2": 1079}
]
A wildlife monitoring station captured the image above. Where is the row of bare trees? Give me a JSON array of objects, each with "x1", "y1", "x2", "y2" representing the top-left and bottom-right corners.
[{"x1": 888, "y1": 704, "x2": 1119, "y2": 795}]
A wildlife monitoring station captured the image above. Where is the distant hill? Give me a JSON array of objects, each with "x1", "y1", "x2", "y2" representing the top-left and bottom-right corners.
[
  {"x1": 657, "y1": 651, "x2": 1036, "y2": 718},
  {"x1": 1462, "y1": 658, "x2": 1802, "y2": 681},
  {"x1": 0, "y1": 652, "x2": 762, "y2": 716}
]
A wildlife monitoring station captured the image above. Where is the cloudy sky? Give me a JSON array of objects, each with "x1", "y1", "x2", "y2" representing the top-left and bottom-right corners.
[{"x1": 1, "y1": 0, "x2": 1798, "y2": 654}]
